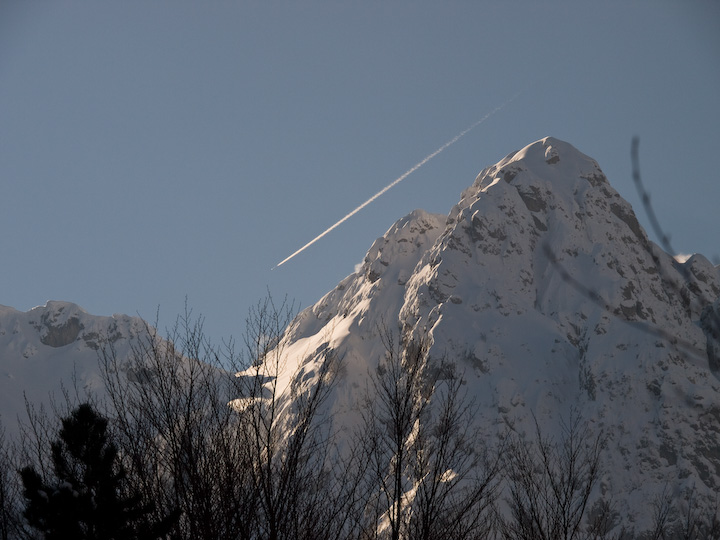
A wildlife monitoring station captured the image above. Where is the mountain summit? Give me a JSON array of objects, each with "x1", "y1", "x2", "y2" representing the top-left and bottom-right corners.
[{"x1": 277, "y1": 136, "x2": 720, "y2": 531}]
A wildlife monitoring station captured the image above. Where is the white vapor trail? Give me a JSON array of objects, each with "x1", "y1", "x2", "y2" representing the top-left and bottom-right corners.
[{"x1": 274, "y1": 94, "x2": 520, "y2": 268}]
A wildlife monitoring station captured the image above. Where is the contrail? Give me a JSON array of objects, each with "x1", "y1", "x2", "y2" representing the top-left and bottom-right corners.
[{"x1": 274, "y1": 94, "x2": 520, "y2": 269}]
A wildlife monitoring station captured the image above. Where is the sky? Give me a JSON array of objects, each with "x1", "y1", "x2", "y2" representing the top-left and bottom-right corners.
[{"x1": 1, "y1": 1, "x2": 719, "y2": 346}]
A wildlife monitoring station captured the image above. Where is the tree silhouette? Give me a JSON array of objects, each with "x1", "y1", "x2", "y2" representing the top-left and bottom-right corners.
[{"x1": 20, "y1": 403, "x2": 174, "y2": 540}]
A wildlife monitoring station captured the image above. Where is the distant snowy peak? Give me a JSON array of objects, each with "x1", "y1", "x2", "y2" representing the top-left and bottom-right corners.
[
  {"x1": 0, "y1": 300, "x2": 146, "y2": 352},
  {"x1": 0, "y1": 301, "x2": 152, "y2": 436}
]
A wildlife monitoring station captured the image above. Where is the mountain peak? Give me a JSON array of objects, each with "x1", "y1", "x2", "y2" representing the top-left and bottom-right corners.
[
  {"x1": 507, "y1": 136, "x2": 599, "y2": 167},
  {"x1": 461, "y1": 137, "x2": 606, "y2": 206},
  {"x1": 279, "y1": 137, "x2": 720, "y2": 532},
  {"x1": 485, "y1": 136, "x2": 605, "y2": 187}
]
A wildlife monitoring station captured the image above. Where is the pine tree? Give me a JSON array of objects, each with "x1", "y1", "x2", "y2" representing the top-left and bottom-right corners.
[{"x1": 20, "y1": 403, "x2": 174, "y2": 540}]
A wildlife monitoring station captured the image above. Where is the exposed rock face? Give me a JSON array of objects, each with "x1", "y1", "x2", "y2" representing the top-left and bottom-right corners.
[
  {"x1": 702, "y1": 297, "x2": 720, "y2": 374},
  {"x1": 36, "y1": 305, "x2": 85, "y2": 348},
  {"x1": 39, "y1": 316, "x2": 83, "y2": 348},
  {"x1": 276, "y1": 137, "x2": 720, "y2": 534}
]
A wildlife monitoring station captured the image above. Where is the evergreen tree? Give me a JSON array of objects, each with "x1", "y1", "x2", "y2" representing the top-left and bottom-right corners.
[{"x1": 20, "y1": 403, "x2": 174, "y2": 540}]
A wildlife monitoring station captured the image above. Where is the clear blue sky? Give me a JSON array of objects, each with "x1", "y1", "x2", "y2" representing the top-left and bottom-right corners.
[{"x1": 1, "y1": 1, "x2": 718, "y2": 345}]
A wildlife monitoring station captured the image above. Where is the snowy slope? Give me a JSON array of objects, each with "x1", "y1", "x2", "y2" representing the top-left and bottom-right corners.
[
  {"x1": 270, "y1": 137, "x2": 720, "y2": 532},
  {"x1": 0, "y1": 301, "x2": 152, "y2": 437}
]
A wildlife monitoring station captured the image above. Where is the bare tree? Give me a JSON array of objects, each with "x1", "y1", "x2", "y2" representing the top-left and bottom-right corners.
[
  {"x1": 641, "y1": 485, "x2": 720, "y2": 540},
  {"x1": 98, "y1": 308, "x2": 245, "y2": 540},
  {"x1": 357, "y1": 330, "x2": 431, "y2": 540},
  {"x1": 405, "y1": 369, "x2": 501, "y2": 540},
  {"x1": 352, "y1": 325, "x2": 499, "y2": 540},
  {"x1": 96, "y1": 296, "x2": 349, "y2": 540},
  {"x1": 0, "y1": 419, "x2": 25, "y2": 540},
  {"x1": 499, "y1": 411, "x2": 605, "y2": 540},
  {"x1": 234, "y1": 296, "x2": 345, "y2": 540}
]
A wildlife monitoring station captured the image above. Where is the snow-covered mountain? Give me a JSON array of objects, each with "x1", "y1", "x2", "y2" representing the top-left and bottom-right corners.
[
  {"x1": 0, "y1": 301, "x2": 152, "y2": 437},
  {"x1": 2, "y1": 137, "x2": 719, "y2": 534},
  {"x1": 270, "y1": 137, "x2": 720, "y2": 532}
]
